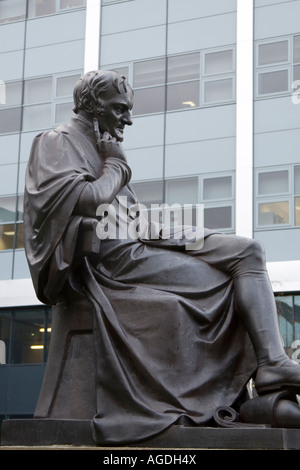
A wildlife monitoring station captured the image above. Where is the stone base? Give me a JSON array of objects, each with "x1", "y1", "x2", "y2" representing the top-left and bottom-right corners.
[{"x1": 2, "y1": 419, "x2": 300, "y2": 449}]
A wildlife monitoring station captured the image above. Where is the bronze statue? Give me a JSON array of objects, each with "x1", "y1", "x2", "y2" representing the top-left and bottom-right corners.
[{"x1": 23, "y1": 70, "x2": 300, "y2": 445}]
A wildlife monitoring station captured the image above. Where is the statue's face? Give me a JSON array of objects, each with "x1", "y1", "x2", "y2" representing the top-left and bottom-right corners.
[{"x1": 96, "y1": 87, "x2": 133, "y2": 142}]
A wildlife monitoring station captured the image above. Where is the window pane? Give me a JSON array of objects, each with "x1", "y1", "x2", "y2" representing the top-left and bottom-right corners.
[
  {"x1": 0, "y1": 81, "x2": 22, "y2": 107},
  {"x1": 167, "y1": 53, "x2": 200, "y2": 83},
  {"x1": 204, "y1": 78, "x2": 233, "y2": 103},
  {"x1": 295, "y1": 296, "x2": 300, "y2": 346},
  {"x1": 295, "y1": 166, "x2": 300, "y2": 194},
  {"x1": 131, "y1": 181, "x2": 164, "y2": 207},
  {"x1": 258, "y1": 41, "x2": 289, "y2": 66},
  {"x1": 204, "y1": 50, "x2": 233, "y2": 75},
  {"x1": 110, "y1": 66, "x2": 129, "y2": 80},
  {"x1": 11, "y1": 308, "x2": 46, "y2": 364},
  {"x1": 295, "y1": 197, "x2": 300, "y2": 226},
  {"x1": 60, "y1": 0, "x2": 85, "y2": 9},
  {"x1": 258, "y1": 201, "x2": 289, "y2": 225},
  {"x1": 258, "y1": 70, "x2": 289, "y2": 94},
  {"x1": 0, "y1": 0, "x2": 26, "y2": 23},
  {"x1": 0, "y1": 108, "x2": 22, "y2": 134},
  {"x1": 133, "y1": 86, "x2": 165, "y2": 115},
  {"x1": 0, "y1": 223, "x2": 15, "y2": 250},
  {"x1": 294, "y1": 65, "x2": 300, "y2": 81},
  {"x1": 28, "y1": 0, "x2": 56, "y2": 18},
  {"x1": 204, "y1": 206, "x2": 232, "y2": 229},
  {"x1": 203, "y1": 176, "x2": 232, "y2": 200},
  {"x1": 258, "y1": 170, "x2": 289, "y2": 195},
  {"x1": 167, "y1": 81, "x2": 199, "y2": 111},
  {"x1": 16, "y1": 222, "x2": 24, "y2": 249},
  {"x1": 56, "y1": 75, "x2": 81, "y2": 97},
  {"x1": 55, "y1": 102, "x2": 72, "y2": 124},
  {"x1": 294, "y1": 36, "x2": 300, "y2": 63},
  {"x1": 134, "y1": 59, "x2": 166, "y2": 87},
  {"x1": 17, "y1": 195, "x2": 24, "y2": 221},
  {"x1": 166, "y1": 178, "x2": 198, "y2": 205},
  {"x1": 276, "y1": 296, "x2": 294, "y2": 349},
  {"x1": 0, "y1": 196, "x2": 16, "y2": 223},
  {"x1": 0, "y1": 310, "x2": 11, "y2": 364},
  {"x1": 23, "y1": 104, "x2": 52, "y2": 131},
  {"x1": 24, "y1": 77, "x2": 52, "y2": 104}
]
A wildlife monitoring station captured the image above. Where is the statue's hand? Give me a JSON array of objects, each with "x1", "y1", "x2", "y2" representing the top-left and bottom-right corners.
[{"x1": 98, "y1": 131, "x2": 127, "y2": 162}]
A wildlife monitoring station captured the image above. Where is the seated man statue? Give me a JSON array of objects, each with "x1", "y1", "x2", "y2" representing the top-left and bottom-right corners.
[{"x1": 24, "y1": 70, "x2": 300, "y2": 445}]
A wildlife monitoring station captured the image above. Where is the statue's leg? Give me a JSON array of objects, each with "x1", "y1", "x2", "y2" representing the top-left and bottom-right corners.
[{"x1": 193, "y1": 233, "x2": 300, "y2": 395}]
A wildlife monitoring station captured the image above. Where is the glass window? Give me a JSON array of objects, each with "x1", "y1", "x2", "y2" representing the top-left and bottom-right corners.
[
  {"x1": 167, "y1": 81, "x2": 199, "y2": 111},
  {"x1": 203, "y1": 176, "x2": 232, "y2": 200},
  {"x1": 0, "y1": 108, "x2": 22, "y2": 134},
  {"x1": 276, "y1": 296, "x2": 294, "y2": 348},
  {"x1": 17, "y1": 195, "x2": 24, "y2": 221},
  {"x1": 60, "y1": 0, "x2": 85, "y2": 9},
  {"x1": 295, "y1": 296, "x2": 300, "y2": 346},
  {"x1": 294, "y1": 36, "x2": 300, "y2": 63},
  {"x1": 11, "y1": 308, "x2": 46, "y2": 364},
  {"x1": 204, "y1": 78, "x2": 233, "y2": 103},
  {"x1": 15, "y1": 222, "x2": 24, "y2": 249},
  {"x1": 110, "y1": 66, "x2": 129, "y2": 80},
  {"x1": 56, "y1": 74, "x2": 80, "y2": 97},
  {"x1": 258, "y1": 69, "x2": 289, "y2": 95},
  {"x1": 204, "y1": 50, "x2": 234, "y2": 75},
  {"x1": 134, "y1": 59, "x2": 166, "y2": 88},
  {"x1": 55, "y1": 102, "x2": 72, "y2": 124},
  {"x1": 0, "y1": 310, "x2": 11, "y2": 364},
  {"x1": 133, "y1": 86, "x2": 165, "y2": 116},
  {"x1": 0, "y1": 196, "x2": 16, "y2": 223},
  {"x1": 258, "y1": 201, "x2": 289, "y2": 226},
  {"x1": 24, "y1": 77, "x2": 52, "y2": 105},
  {"x1": 258, "y1": 40, "x2": 289, "y2": 66},
  {"x1": 0, "y1": 81, "x2": 22, "y2": 108},
  {"x1": 258, "y1": 170, "x2": 289, "y2": 195},
  {"x1": 204, "y1": 206, "x2": 232, "y2": 230},
  {"x1": 295, "y1": 166, "x2": 300, "y2": 194},
  {"x1": 28, "y1": 0, "x2": 56, "y2": 18},
  {"x1": 0, "y1": 80, "x2": 5, "y2": 105},
  {"x1": 166, "y1": 178, "x2": 198, "y2": 205},
  {"x1": 0, "y1": 223, "x2": 15, "y2": 250},
  {"x1": 0, "y1": 0, "x2": 26, "y2": 23},
  {"x1": 167, "y1": 53, "x2": 200, "y2": 83},
  {"x1": 23, "y1": 104, "x2": 52, "y2": 131},
  {"x1": 131, "y1": 181, "x2": 164, "y2": 207},
  {"x1": 294, "y1": 64, "x2": 300, "y2": 81},
  {"x1": 295, "y1": 197, "x2": 300, "y2": 226}
]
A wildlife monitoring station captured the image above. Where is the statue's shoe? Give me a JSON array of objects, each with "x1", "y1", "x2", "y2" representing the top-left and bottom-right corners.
[{"x1": 255, "y1": 359, "x2": 300, "y2": 395}]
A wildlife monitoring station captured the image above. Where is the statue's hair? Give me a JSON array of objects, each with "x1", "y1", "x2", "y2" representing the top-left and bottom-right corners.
[{"x1": 73, "y1": 70, "x2": 132, "y2": 114}]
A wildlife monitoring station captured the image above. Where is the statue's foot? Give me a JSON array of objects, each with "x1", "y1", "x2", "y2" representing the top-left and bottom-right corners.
[{"x1": 255, "y1": 358, "x2": 300, "y2": 395}]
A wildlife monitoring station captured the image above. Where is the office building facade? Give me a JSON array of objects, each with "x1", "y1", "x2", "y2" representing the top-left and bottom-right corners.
[{"x1": 0, "y1": 0, "x2": 300, "y2": 420}]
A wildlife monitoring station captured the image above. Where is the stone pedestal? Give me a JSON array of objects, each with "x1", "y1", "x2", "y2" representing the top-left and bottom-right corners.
[{"x1": 2, "y1": 419, "x2": 300, "y2": 449}]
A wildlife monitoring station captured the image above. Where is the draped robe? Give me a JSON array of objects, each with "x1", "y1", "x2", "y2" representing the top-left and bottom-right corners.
[{"x1": 24, "y1": 115, "x2": 257, "y2": 445}]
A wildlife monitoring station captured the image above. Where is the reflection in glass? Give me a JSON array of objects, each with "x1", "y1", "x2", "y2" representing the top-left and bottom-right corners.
[
  {"x1": 60, "y1": 0, "x2": 85, "y2": 9},
  {"x1": 0, "y1": 310, "x2": 11, "y2": 364},
  {"x1": 258, "y1": 170, "x2": 289, "y2": 195},
  {"x1": 23, "y1": 104, "x2": 52, "y2": 131},
  {"x1": 295, "y1": 197, "x2": 300, "y2": 226},
  {"x1": 28, "y1": 0, "x2": 56, "y2": 18},
  {"x1": 133, "y1": 86, "x2": 165, "y2": 115},
  {"x1": 204, "y1": 50, "x2": 233, "y2": 75},
  {"x1": 295, "y1": 166, "x2": 300, "y2": 194},
  {"x1": 258, "y1": 41, "x2": 289, "y2": 66},
  {"x1": 204, "y1": 206, "x2": 232, "y2": 229},
  {"x1": 294, "y1": 36, "x2": 300, "y2": 63},
  {"x1": 134, "y1": 58, "x2": 166, "y2": 87},
  {"x1": 258, "y1": 201, "x2": 289, "y2": 225},
  {"x1": 24, "y1": 77, "x2": 52, "y2": 104},
  {"x1": 0, "y1": 197, "x2": 16, "y2": 223},
  {"x1": 0, "y1": 82, "x2": 22, "y2": 108},
  {"x1": 166, "y1": 178, "x2": 198, "y2": 205},
  {"x1": 258, "y1": 70, "x2": 289, "y2": 94},
  {"x1": 55, "y1": 102, "x2": 73, "y2": 124},
  {"x1": 11, "y1": 308, "x2": 46, "y2": 364},
  {"x1": 167, "y1": 81, "x2": 199, "y2": 111},
  {"x1": 56, "y1": 75, "x2": 81, "y2": 97},
  {"x1": 0, "y1": 0, "x2": 26, "y2": 23},
  {"x1": 16, "y1": 222, "x2": 24, "y2": 249},
  {"x1": 203, "y1": 176, "x2": 232, "y2": 200},
  {"x1": 204, "y1": 79, "x2": 233, "y2": 103},
  {"x1": 0, "y1": 108, "x2": 22, "y2": 134},
  {"x1": 131, "y1": 181, "x2": 163, "y2": 207},
  {"x1": 276, "y1": 296, "x2": 293, "y2": 349},
  {"x1": 167, "y1": 53, "x2": 200, "y2": 83},
  {"x1": 0, "y1": 223, "x2": 15, "y2": 250}
]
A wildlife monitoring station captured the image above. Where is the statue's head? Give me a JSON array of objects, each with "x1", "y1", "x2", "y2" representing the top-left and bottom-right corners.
[{"x1": 73, "y1": 70, "x2": 133, "y2": 141}]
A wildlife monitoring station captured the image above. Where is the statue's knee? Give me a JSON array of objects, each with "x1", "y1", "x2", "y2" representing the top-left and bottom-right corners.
[{"x1": 245, "y1": 239, "x2": 266, "y2": 263}]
